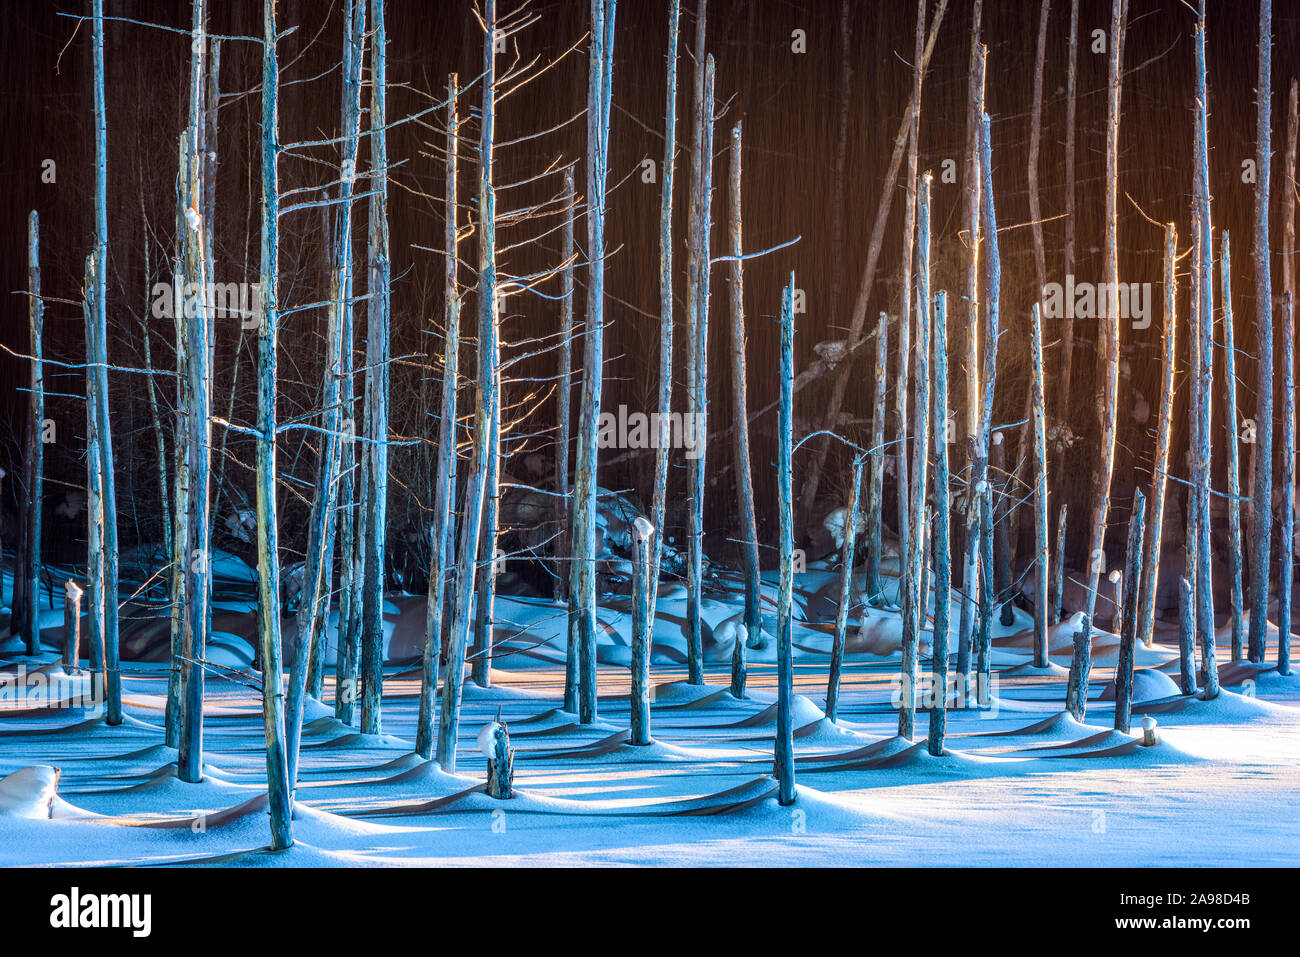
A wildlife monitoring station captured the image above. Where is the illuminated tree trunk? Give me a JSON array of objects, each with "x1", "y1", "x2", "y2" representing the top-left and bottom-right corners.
[
  {"x1": 330, "y1": 0, "x2": 366, "y2": 720},
  {"x1": 1248, "y1": 0, "x2": 1274, "y2": 665},
  {"x1": 1279, "y1": 291, "x2": 1294, "y2": 676},
  {"x1": 1136, "y1": 225, "x2": 1178, "y2": 650},
  {"x1": 957, "y1": 38, "x2": 986, "y2": 694},
  {"x1": 1059, "y1": 0, "x2": 1079, "y2": 414},
  {"x1": 727, "y1": 120, "x2": 758, "y2": 699},
  {"x1": 865, "y1": 310, "x2": 889, "y2": 604},
  {"x1": 1114, "y1": 491, "x2": 1145, "y2": 733},
  {"x1": 571, "y1": 0, "x2": 617, "y2": 720},
  {"x1": 775, "y1": 275, "x2": 796, "y2": 807},
  {"x1": 899, "y1": 172, "x2": 933, "y2": 739},
  {"x1": 416, "y1": 76, "x2": 459, "y2": 759},
  {"x1": 21, "y1": 210, "x2": 44, "y2": 656},
  {"x1": 648, "y1": 0, "x2": 679, "y2": 595},
  {"x1": 630, "y1": 518, "x2": 653, "y2": 746},
  {"x1": 826, "y1": 455, "x2": 863, "y2": 722},
  {"x1": 974, "y1": 112, "x2": 1001, "y2": 707},
  {"x1": 90, "y1": 0, "x2": 122, "y2": 726},
  {"x1": 1072, "y1": 0, "x2": 1126, "y2": 700},
  {"x1": 927, "y1": 291, "x2": 951, "y2": 753},
  {"x1": 254, "y1": 0, "x2": 292, "y2": 849},
  {"x1": 438, "y1": 2, "x2": 500, "y2": 769},
  {"x1": 683, "y1": 21, "x2": 713, "y2": 687},
  {"x1": 1030, "y1": 303, "x2": 1049, "y2": 667}
]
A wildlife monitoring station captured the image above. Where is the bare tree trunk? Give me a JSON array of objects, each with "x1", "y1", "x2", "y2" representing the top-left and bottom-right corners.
[
  {"x1": 865, "y1": 311, "x2": 889, "y2": 604},
  {"x1": 90, "y1": 0, "x2": 122, "y2": 726},
  {"x1": 22, "y1": 210, "x2": 44, "y2": 656},
  {"x1": 83, "y1": 258, "x2": 106, "y2": 711},
  {"x1": 973, "y1": 111, "x2": 1001, "y2": 707},
  {"x1": 1028, "y1": 0, "x2": 1050, "y2": 317},
  {"x1": 683, "y1": 22, "x2": 713, "y2": 687},
  {"x1": 957, "y1": 39, "x2": 987, "y2": 695},
  {"x1": 1074, "y1": 0, "x2": 1127, "y2": 699},
  {"x1": 416, "y1": 75, "x2": 460, "y2": 759},
  {"x1": 1279, "y1": 291, "x2": 1294, "y2": 675},
  {"x1": 775, "y1": 274, "x2": 796, "y2": 807},
  {"x1": 1030, "y1": 303, "x2": 1049, "y2": 667},
  {"x1": 727, "y1": 120, "x2": 758, "y2": 700},
  {"x1": 927, "y1": 291, "x2": 951, "y2": 754},
  {"x1": 1136, "y1": 224, "x2": 1179, "y2": 650},
  {"x1": 648, "y1": 0, "x2": 679, "y2": 599},
  {"x1": 1114, "y1": 491, "x2": 1146, "y2": 733},
  {"x1": 1059, "y1": 0, "x2": 1079, "y2": 416},
  {"x1": 561, "y1": 167, "x2": 579, "y2": 713},
  {"x1": 900, "y1": 172, "x2": 933, "y2": 739},
  {"x1": 360, "y1": 0, "x2": 392, "y2": 727},
  {"x1": 330, "y1": 0, "x2": 367, "y2": 721},
  {"x1": 438, "y1": 2, "x2": 501, "y2": 769},
  {"x1": 253, "y1": 0, "x2": 292, "y2": 850},
  {"x1": 1050, "y1": 503, "x2": 1067, "y2": 625},
  {"x1": 826, "y1": 455, "x2": 863, "y2": 722},
  {"x1": 571, "y1": 0, "x2": 617, "y2": 721},
  {"x1": 1248, "y1": 0, "x2": 1274, "y2": 664},
  {"x1": 630, "y1": 518, "x2": 654, "y2": 746}
]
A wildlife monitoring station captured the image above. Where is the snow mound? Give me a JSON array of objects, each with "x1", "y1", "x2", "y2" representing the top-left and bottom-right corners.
[
  {"x1": 1098, "y1": 668, "x2": 1182, "y2": 703},
  {"x1": 1136, "y1": 689, "x2": 1296, "y2": 724},
  {"x1": 0, "y1": 767, "x2": 97, "y2": 819}
]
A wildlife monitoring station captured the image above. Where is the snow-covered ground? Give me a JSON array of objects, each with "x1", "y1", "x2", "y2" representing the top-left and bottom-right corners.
[{"x1": 2, "y1": 562, "x2": 1298, "y2": 867}]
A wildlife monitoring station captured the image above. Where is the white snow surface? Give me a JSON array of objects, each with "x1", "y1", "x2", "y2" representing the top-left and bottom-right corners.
[{"x1": 2, "y1": 560, "x2": 1298, "y2": 866}]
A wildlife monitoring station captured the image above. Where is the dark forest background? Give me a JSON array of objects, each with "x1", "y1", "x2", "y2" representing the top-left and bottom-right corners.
[{"x1": 1, "y1": 0, "x2": 1298, "y2": 584}]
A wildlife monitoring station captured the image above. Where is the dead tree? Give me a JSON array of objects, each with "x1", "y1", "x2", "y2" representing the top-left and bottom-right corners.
[
  {"x1": 254, "y1": 0, "x2": 292, "y2": 850},
  {"x1": 1136, "y1": 224, "x2": 1178, "y2": 650},
  {"x1": 927, "y1": 291, "x2": 951, "y2": 754},
  {"x1": 89, "y1": 0, "x2": 122, "y2": 726},
  {"x1": 864, "y1": 311, "x2": 889, "y2": 603},
  {"x1": 1030, "y1": 302, "x2": 1049, "y2": 667},
  {"x1": 957, "y1": 40, "x2": 987, "y2": 693},
  {"x1": 1280, "y1": 291, "x2": 1295, "y2": 676},
  {"x1": 571, "y1": 0, "x2": 617, "y2": 720},
  {"x1": 416, "y1": 75, "x2": 460, "y2": 759},
  {"x1": 728, "y1": 120, "x2": 759, "y2": 699},
  {"x1": 22, "y1": 210, "x2": 44, "y2": 656},
  {"x1": 648, "y1": 0, "x2": 680, "y2": 593},
  {"x1": 1073, "y1": 0, "x2": 1127, "y2": 690},
  {"x1": 1248, "y1": 0, "x2": 1274, "y2": 664},
  {"x1": 899, "y1": 172, "x2": 933, "y2": 739},
  {"x1": 177, "y1": 0, "x2": 214, "y2": 780},
  {"x1": 1114, "y1": 491, "x2": 1146, "y2": 733},
  {"x1": 776, "y1": 275, "x2": 796, "y2": 807},
  {"x1": 1059, "y1": 0, "x2": 1079, "y2": 412},
  {"x1": 439, "y1": 2, "x2": 503, "y2": 768}
]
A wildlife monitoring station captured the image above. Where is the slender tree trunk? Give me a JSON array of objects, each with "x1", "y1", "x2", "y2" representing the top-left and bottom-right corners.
[
  {"x1": 1248, "y1": 0, "x2": 1274, "y2": 664},
  {"x1": 166, "y1": 260, "x2": 188, "y2": 747},
  {"x1": 177, "y1": 0, "x2": 214, "y2": 779},
  {"x1": 630, "y1": 518, "x2": 653, "y2": 746},
  {"x1": 776, "y1": 275, "x2": 796, "y2": 807},
  {"x1": 1030, "y1": 303, "x2": 1049, "y2": 667},
  {"x1": 684, "y1": 45, "x2": 714, "y2": 688},
  {"x1": 899, "y1": 172, "x2": 933, "y2": 739},
  {"x1": 330, "y1": 0, "x2": 367, "y2": 720},
  {"x1": 957, "y1": 40, "x2": 987, "y2": 694},
  {"x1": 561, "y1": 166, "x2": 579, "y2": 713},
  {"x1": 1136, "y1": 225, "x2": 1179, "y2": 650},
  {"x1": 865, "y1": 311, "x2": 889, "y2": 604},
  {"x1": 927, "y1": 292, "x2": 951, "y2": 754},
  {"x1": 648, "y1": 0, "x2": 679, "y2": 596},
  {"x1": 471, "y1": 382, "x2": 499, "y2": 688},
  {"x1": 1059, "y1": 0, "x2": 1079, "y2": 415},
  {"x1": 1114, "y1": 491, "x2": 1146, "y2": 733},
  {"x1": 254, "y1": 0, "x2": 291, "y2": 850},
  {"x1": 1177, "y1": 575, "x2": 1197, "y2": 694},
  {"x1": 83, "y1": 258, "x2": 105, "y2": 712},
  {"x1": 727, "y1": 120, "x2": 758, "y2": 699},
  {"x1": 90, "y1": 0, "x2": 121, "y2": 726},
  {"x1": 571, "y1": 0, "x2": 617, "y2": 721},
  {"x1": 1051, "y1": 503, "x2": 1067, "y2": 625},
  {"x1": 361, "y1": 0, "x2": 392, "y2": 724},
  {"x1": 1073, "y1": 0, "x2": 1127, "y2": 707},
  {"x1": 973, "y1": 112, "x2": 1001, "y2": 707},
  {"x1": 437, "y1": 2, "x2": 501, "y2": 769},
  {"x1": 826, "y1": 455, "x2": 863, "y2": 722},
  {"x1": 1279, "y1": 291, "x2": 1294, "y2": 675},
  {"x1": 22, "y1": 210, "x2": 44, "y2": 656},
  {"x1": 1217, "y1": 233, "x2": 1244, "y2": 660},
  {"x1": 416, "y1": 75, "x2": 460, "y2": 759}
]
